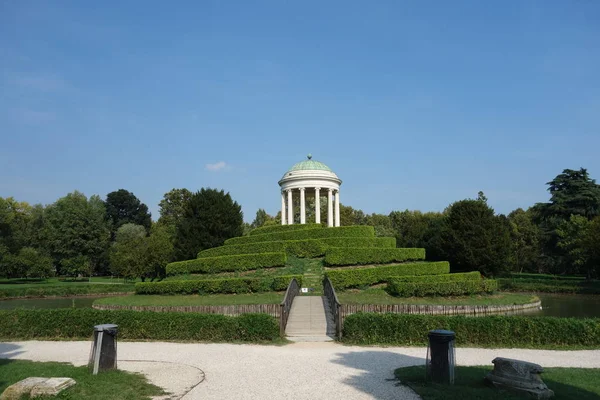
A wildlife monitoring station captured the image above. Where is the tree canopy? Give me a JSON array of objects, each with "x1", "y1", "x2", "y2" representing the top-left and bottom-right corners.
[
  {"x1": 174, "y1": 188, "x2": 243, "y2": 261},
  {"x1": 105, "y1": 189, "x2": 152, "y2": 233}
]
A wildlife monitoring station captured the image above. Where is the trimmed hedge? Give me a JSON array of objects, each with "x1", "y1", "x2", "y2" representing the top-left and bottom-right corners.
[
  {"x1": 0, "y1": 309, "x2": 279, "y2": 342},
  {"x1": 224, "y1": 226, "x2": 375, "y2": 245},
  {"x1": 198, "y1": 241, "x2": 287, "y2": 258},
  {"x1": 390, "y1": 271, "x2": 482, "y2": 283},
  {"x1": 319, "y1": 237, "x2": 396, "y2": 248},
  {"x1": 166, "y1": 252, "x2": 287, "y2": 276},
  {"x1": 249, "y1": 223, "x2": 322, "y2": 236},
  {"x1": 387, "y1": 278, "x2": 497, "y2": 297},
  {"x1": 326, "y1": 261, "x2": 450, "y2": 289},
  {"x1": 135, "y1": 275, "x2": 302, "y2": 295},
  {"x1": 497, "y1": 279, "x2": 600, "y2": 294},
  {"x1": 342, "y1": 313, "x2": 600, "y2": 347},
  {"x1": 0, "y1": 284, "x2": 134, "y2": 299},
  {"x1": 324, "y1": 247, "x2": 425, "y2": 266},
  {"x1": 198, "y1": 237, "x2": 396, "y2": 259}
]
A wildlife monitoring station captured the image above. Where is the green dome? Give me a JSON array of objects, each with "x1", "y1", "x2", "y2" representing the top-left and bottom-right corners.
[{"x1": 287, "y1": 155, "x2": 332, "y2": 173}]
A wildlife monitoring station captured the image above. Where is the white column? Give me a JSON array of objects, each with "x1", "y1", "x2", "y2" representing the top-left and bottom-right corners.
[
  {"x1": 327, "y1": 189, "x2": 333, "y2": 227},
  {"x1": 299, "y1": 188, "x2": 306, "y2": 224},
  {"x1": 314, "y1": 187, "x2": 321, "y2": 224},
  {"x1": 287, "y1": 189, "x2": 294, "y2": 225},
  {"x1": 281, "y1": 191, "x2": 286, "y2": 225},
  {"x1": 335, "y1": 190, "x2": 341, "y2": 227}
]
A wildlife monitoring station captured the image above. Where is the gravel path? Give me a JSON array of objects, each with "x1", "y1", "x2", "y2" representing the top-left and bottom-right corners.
[{"x1": 1, "y1": 341, "x2": 599, "y2": 400}]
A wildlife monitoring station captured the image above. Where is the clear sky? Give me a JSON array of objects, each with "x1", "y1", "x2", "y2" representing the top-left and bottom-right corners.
[{"x1": 1, "y1": 1, "x2": 599, "y2": 221}]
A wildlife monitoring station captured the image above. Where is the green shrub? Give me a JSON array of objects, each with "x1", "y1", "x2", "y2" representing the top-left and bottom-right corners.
[
  {"x1": 198, "y1": 237, "x2": 395, "y2": 259},
  {"x1": 326, "y1": 261, "x2": 450, "y2": 289},
  {"x1": 225, "y1": 226, "x2": 375, "y2": 245},
  {"x1": 497, "y1": 279, "x2": 600, "y2": 294},
  {"x1": 0, "y1": 284, "x2": 134, "y2": 299},
  {"x1": 509, "y1": 273, "x2": 585, "y2": 281},
  {"x1": 135, "y1": 275, "x2": 302, "y2": 295},
  {"x1": 197, "y1": 242, "x2": 287, "y2": 258},
  {"x1": 319, "y1": 237, "x2": 396, "y2": 248},
  {"x1": 0, "y1": 309, "x2": 279, "y2": 342},
  {"x1": 387, "y1": 278, "x2": 497, "y2": 297},
  {"x1": 324, "y1": 247, "x2": 425, "y2": 266},
  {"x1": 249, "y1": 223, "x2": 322, "y2": 236},
  {"x1": 390, "y1": 271, "x2": 482, "y2": 283},
  {"x1": 283, "y1": 240, "x2": 326, "y2": 258},
  {"x1": 166, "y1": 252, "x2": 286, "y2": 276},
  {"x1": 342, "y1": 313, "x2": 600, "y2": 347}
]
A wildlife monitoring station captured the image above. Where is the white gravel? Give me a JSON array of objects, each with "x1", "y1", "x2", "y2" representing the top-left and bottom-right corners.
[{"x1": 1, "y1": 341, "x2": 599, "y2": 400}]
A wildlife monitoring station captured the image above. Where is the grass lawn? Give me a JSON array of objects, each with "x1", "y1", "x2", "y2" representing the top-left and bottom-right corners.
[
  {"x1": 0, "y1": 359, "x2": 164, "y2": 400},
  {"x1": 337, "y1": 289, "x2": 538, "y2": 306},
  {"x1": 94, "y1": 292, "x2": 284, "y2": 306},
  {"x1": 395, "y1": 365, "x2": 600, "y2": 400}
]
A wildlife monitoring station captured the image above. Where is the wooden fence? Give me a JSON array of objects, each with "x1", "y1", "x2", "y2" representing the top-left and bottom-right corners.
[
  {"x1": 339, "y1": 300, "x2": 542, "y2": 324},
  {"x1": 93, "y1": 303, "x2": 280, "y2": 317}
]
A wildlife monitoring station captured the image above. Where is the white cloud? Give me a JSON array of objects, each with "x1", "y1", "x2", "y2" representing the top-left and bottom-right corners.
[{"x1": 205, "y1": 161, "x2": 228, "y2": 172}]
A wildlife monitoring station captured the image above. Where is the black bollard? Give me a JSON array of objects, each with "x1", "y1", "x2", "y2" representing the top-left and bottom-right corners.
[{"x1": 426, "y1": 329, "x2": 456, "y2": 384}]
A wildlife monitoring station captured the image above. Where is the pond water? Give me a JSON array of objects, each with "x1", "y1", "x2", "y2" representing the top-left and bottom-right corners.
[
  {"x1": 0, "y1": 296, "x2": 102, "y2": 310},
  {"x1": 524, "y1": 293, "x2": 600, "y2": 318}
]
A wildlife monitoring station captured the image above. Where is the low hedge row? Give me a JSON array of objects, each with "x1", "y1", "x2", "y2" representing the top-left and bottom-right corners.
[
  {"x1": 342, "y1": 313, "x2": 600, "y2": 347},
  {"x1": 387, "y1": 278, "x2": 497, "y2": 297},
  {"x1": 224, "y1": 226, "x2": 375, "y2": 246},
  {"x1": 509, "y1": 273, "x2": 586, "y2": 281},
  {"x1": 166, "y1": 252, "x2": 287, "y2": 276},
  {"x1": 326, "y1": 261, "x2": 450, "y2": 289},
  {"x1": 135, "y1": 275, "x2": 302, "y2": 295},
  {"x1": 249, "y1": 223, "x2": 322, "y2": 236},
  {"x1": 198, "y1": 237, "x2": 396, "y2": 259},
  {"x1": 324, "y1": 247, "x2": 425, "y2": 266},
  {"x1": 0, "y1": 284, "x2": 135, "y2": 299},
  {"x1": 319, "y1": 237, "x2": 396, "y2": 248},
  {"x1": 390, "y1": 271, "x2": 482, "y2": 283},
  {"x1": 0, "y1": 309, "x2": 279, "y2": 342},
  {"x1": 497, "y1": 279, "x2": 600, "y2": 294}
]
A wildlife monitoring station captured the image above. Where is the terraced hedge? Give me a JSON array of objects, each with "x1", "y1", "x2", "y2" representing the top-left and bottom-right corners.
[
  {"x1": 0, "y1": 309, "x2": 279, "y2": 342},
  {"x1": 324, "y1": 247, "x2": 425, "y2": 266},
  {"x1": 387, "y1": 278, "x2": 497, "y2": 297},
  {"x1": 342, "y1": 313, "x2": 600, "y2": 347},
  {"x1": 166, "y1": 252, "x2": 286, "y2": 276},
  {"x1": 390, "y1": 271, "x2": 482, "y2": 283},
  {"x1": 249, "y1": 223, "x2": 322, "y2": 236},
  {"x1": 198, "y1": 237, "x2": 396, "y2": 259},
  {"x1": 135, "y1": 275, "x2": 302, "y2": 295},
  {"x1": 320, "y1": 237, "x2": 396, "y2": 248},
  {"x1": 326, "y1": 261, "x2": 450, "y2": 289},
  {"x1": 198, "y1": 242, "x2": 288, "y2": 258},
  {"x1": 224, "y1": 226, "x2": 375, "y2": 246}
]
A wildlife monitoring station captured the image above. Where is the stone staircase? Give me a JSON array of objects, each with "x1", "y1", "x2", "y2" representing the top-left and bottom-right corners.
[{"x1": 285, "y1": 296, "x2": 336, "y2": 342}]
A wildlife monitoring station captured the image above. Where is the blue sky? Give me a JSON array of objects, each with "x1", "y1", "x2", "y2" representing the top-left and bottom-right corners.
[{"x1": 1, "y1": 1, "x2": 599, "y2": 222}]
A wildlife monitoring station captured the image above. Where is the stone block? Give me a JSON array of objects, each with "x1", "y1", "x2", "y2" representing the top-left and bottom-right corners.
[
  {"x1": 485, "y1": 357, "x2": 554, "y2": 399},
  {"x1": 0, "y1": 377, "x2": 76, "y2": 399}
]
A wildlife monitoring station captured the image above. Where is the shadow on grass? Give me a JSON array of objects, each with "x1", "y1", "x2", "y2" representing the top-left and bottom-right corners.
[
  {"x1": 396, "y1": 366, "x2": 600, "y2": 400},
  {"x1": 332, "y1": 350, "x2": 425, "y2": 399},
  {"x1": 0, "y1": 343, "x2": 23, "y2": 358}
]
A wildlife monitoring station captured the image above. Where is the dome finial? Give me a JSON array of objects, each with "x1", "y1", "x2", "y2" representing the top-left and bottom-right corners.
[{"x1": 307, "y1": 153, "x2": 312, "y2": 160}]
